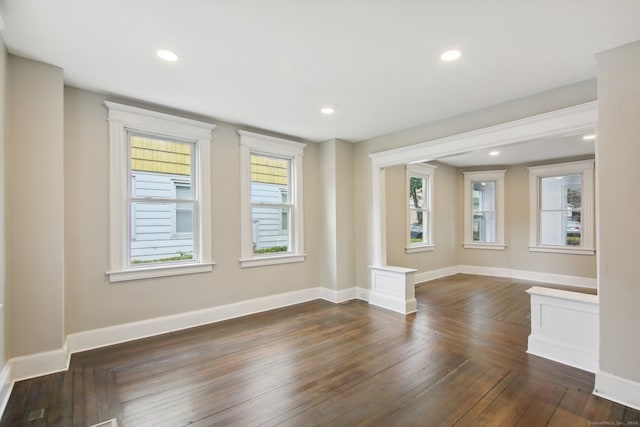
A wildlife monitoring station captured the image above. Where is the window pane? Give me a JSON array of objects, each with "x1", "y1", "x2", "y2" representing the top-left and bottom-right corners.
[
  {"x1": 176, "y1": 203, "x2": 193, "y2": 234},
  {"x1": 472, "y1": 212, "x2": 496, "y2": 243},
  {"x1": 566, "y1": 217, "x2": 581, "y2": 246},
  {"x1": 540, "y1": 175, "x2": 581, "y2": 210},
  {"x1": 130, "y1": 202, "x2": 194, "y2": 264},
  {"x1": 176, "y1": 184, "x2": 191, "y2": 199},
  {"x1": 409, "y1": 210, "x2": 426, "y2": 243},
  {"x1": 409, "y1": 177, "x2": 424, "y2": 208},
  {"x1": 540, "y1": 211, "x2": 565, "y2": 246},
  {"x1": 472, "y1": 181, "x2": 495, "y2": 212},
  {"x1": 539, "y1": 174, "x2": 582, "y2": 247},
  {"x1": 130, "y1": 135, "x2": 192, "y2": 198},
  {"x1": 175, "y1": 184, "x2": 193, "y2": 234},
  {"x1": 250, "y1": 154, "x2": 290, "y2": 203},
  {"x1": 252, "y1": 206, "x2": 290, "y2": 254}
]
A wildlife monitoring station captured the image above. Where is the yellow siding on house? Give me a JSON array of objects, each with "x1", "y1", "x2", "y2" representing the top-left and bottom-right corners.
[
  {"x1": 251, "y1": 154, "x2": 288, "y2": 185},
  {"x1": 130, "y1": 136, "x2": 191, "y2": 176}
]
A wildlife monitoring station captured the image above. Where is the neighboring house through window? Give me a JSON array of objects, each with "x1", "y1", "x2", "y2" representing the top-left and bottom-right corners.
[
  {"x1": 106, "y1": 102, "x2": 215, "y2": 282},
  {"x1": 528, "y1": 159, "x2": 595, "y2": 255},
  {"x1": 406, "y1": 163, "x2": 435, "y2": 253},
  {"x1": 239, "y1": 130, "x2": 306, "y2": 267},
  {"x1": 463, "y1": 170, "x2": 506, "y2": 250}
]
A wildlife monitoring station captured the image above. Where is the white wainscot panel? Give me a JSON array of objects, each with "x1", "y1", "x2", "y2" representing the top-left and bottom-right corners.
[
  {"x1": 369, "y1": 266, "x2": 417, "y2": 315},
  {"x1": 527, "y1": 286, "x2": 599, "y2": 373}
]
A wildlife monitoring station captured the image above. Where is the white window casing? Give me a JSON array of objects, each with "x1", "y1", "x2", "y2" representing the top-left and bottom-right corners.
[
  {"x1": 405, "y1": 163, "x2": 436, "y2": 253},
  {"x1": 238, "y1": 130, "x2": 306, "y2": 268},
  {"x1": 463, "y1": 170, "x2": 507, "y2": 250},
  {"x1": 105, "y1": 101, "x2": 216, "y2": 282},
  {"x1": 528, "y1": 159, "x2": 595, "y2": 255}
]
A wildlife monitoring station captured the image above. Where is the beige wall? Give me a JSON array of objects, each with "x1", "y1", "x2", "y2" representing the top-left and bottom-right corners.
[
  {"x1": 6, "y1": 55, "x2": 65, "y2": 357},
  {"x1": 0, "y1": 39, "x2": 7, "y2": 365},
  {"x1": 597, "y1": 41, "x2": 640, "y2": 382},
  {"x1": 355, "y1": 80, "x2": 598, "y2": 288},
  {"x1": 385, "y1": 162, "x2": 458, "y2": 272},
  {"x1": 63, "y1": 87, "x2": 320, "y2": 334},
  {"x1": 317, "y1": 140, "x2": 337, "y2": 290},
  {"x1": 456, "y1": 162, "x2": 597, "y2": 278},
  {"x1": 317, "y1": 139, "x2": 356, "y2": 291},
  {"x1": 384, "y1": 159, "x2": 596, "y2": 280},
  {"x1": 334, "y1": 140, "x2": 356, "y2": 290}
]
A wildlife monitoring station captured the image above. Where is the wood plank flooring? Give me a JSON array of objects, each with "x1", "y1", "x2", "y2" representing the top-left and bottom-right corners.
[{"x1": 2, "y1": 274, "x2": 638, "y2": 426}]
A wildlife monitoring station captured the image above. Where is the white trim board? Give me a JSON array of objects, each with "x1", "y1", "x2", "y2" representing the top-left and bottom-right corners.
[
  {"x1": 414, "y1": 266, "x2": 459, "y2": 285},
  {"x1": 3, "y1": 285, "x2": 368, "y2": 388},
  {"x1": 457, "y1": 265, "x2": 597, "y2": 289},
  {"x1": 67, "y1": 288, "x2": 317, "y2": 354},
  {"x1": 367, "y1": 102, "x2": 598, "y2": 299},
  {"x1": 414, "y1": 265, "x2": 596, "y2": 289},
  {"x1": 526, "y1": 286, "x2": 599, "y2": 373},
  {"x1": 594, "y1": 371, "x2": 640, "y2": 411}
]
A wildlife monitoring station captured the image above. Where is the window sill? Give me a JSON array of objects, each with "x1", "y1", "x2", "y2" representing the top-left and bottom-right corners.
[
  {"x1": 107, "y1": 262, "x2": 215, "y2": 282},
  {"x1": 529, "y1": 246, "x2": 595, "y2": 255},
  {"x1": 239, "y1": 253, "x2": 306, "y2": 268},
  {"x1": 463, "y1": 243, "x2": 507, "y2": 251},
  {"x1": 405, "y1": 245, "x2": 435, "y2": 254}
]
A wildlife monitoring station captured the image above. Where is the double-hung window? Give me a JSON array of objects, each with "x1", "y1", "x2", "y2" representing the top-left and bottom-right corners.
[
  {"x1": 406, "y1": 164, "x2": 435, "y2": 253},
  {"x1": 528, "y1": 160, "x2": 595, "y2": 255},
  {"x1": 239, "y1": 131, "x2": 306, "y2": 268},
  {"x1": 106, "y1": 102, "x2": 215, "y2": 282},
  {"x1": 463, "y1": 170, "x2": 506, "y2": 250}
]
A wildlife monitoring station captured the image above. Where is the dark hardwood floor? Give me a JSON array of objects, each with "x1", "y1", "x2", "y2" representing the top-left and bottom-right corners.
[{"x1": 2, "y1": 274, "x2": 638, "y2": 426}]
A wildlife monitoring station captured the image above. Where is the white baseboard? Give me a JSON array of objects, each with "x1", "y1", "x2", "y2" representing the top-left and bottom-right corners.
[
  {"x1": 369, "y1": 292, "x2": 417, "y2": 315},
  {"x1": 457, "y1": 265, "x2": 597, "y2": 289},
  {"x1": 10, "y1": 348, "x2": 69, "y2": 382},
  {"x1": 67, "y1": 287, "x2": 321, "y2": 355},
  {"x1": 414, "y1": 266, "x2": 459, "y2": 285},
  {"x1": 6, "y1": 285, "x2": 364, "y2": 389},
  {"x1": 527, "y1": 336, "x2": 598, "y2": 373},
  {"x1": 0, "y1": 363, "x2": 12, "y2": 418},
  {"x1": 594, "y1": 371, "x2": 640, "y2": 411},
  {"x1": 2, "y1": 286, "x2": 352, "y2": 419},
  {"x1": 319, "y1": 286, "x2": 365, "y2": 303},
  {"x1": 357, "y1": 287, "x2": 370, "y2": 301}
]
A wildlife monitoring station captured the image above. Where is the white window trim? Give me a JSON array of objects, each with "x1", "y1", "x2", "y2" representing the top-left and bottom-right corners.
[
  {"x1": 105, "y1": 101, "x2": 216, "y2": 282},
  {"x1": 528, "y1": 159, "x2": 595, "y2": 255},
  {"x1": 238, "y1": 130, "x2": 306, "y2": 268},
  {"x1": 463, "y1": 170, "x2": 507, "y2": 250},
  {"x1": 405, "y1": 163, "x2": 436, "y2": 253}
]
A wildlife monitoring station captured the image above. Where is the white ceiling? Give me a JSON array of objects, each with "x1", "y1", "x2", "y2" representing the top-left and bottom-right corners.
[
  {"x1": 2, "y1": 1, "x2": 640, "y2": 142},
  {"x1": 436, "y1": 132, "x2": 595, "y2": 167}
]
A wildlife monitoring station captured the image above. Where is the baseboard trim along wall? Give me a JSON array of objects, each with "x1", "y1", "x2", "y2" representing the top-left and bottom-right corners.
[
  {"x1": 414, "y1": 266, "x2": 459, "y2": 285},
  {"x1": 594, "y1": 371, "x2": 640, "y2": 411},
  {"x1": 414, "y1": 265, "x2": 596, "y2": 289},
  {"x1": 1, "y1": 285, "x2": 370, "y2": 394},
  {"x1": 455, "y1": 265, "x2": 597, "y2": 289},
  {"x1": 0, "y1": 267, "x2": 609, "y2": 416}
]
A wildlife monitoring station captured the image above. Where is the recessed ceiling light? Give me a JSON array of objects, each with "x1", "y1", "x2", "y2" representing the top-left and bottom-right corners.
[
  {"x1": 440, "y1": 49, "x2": 462, "y2": 62},
  {"x1": 489, "y1": 150, "x2": 500, "y2": 156},
  {"x1": 157, "y1": 49, "x2": 179, "y2": 62},
  {"x1": 582, "y1": 134, "x2": 596, "y2": 141},
  {"x1": 321, "y1": 107, "x2": 335, "y2": 115}
]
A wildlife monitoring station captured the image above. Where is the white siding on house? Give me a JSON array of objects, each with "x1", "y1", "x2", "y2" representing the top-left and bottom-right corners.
[
  {"x1": 131, "y1": 171, "x2": 193, "y2": 262},
  {"x1": 251, "y1": 181, "x2": 288, "y2": 250}
]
